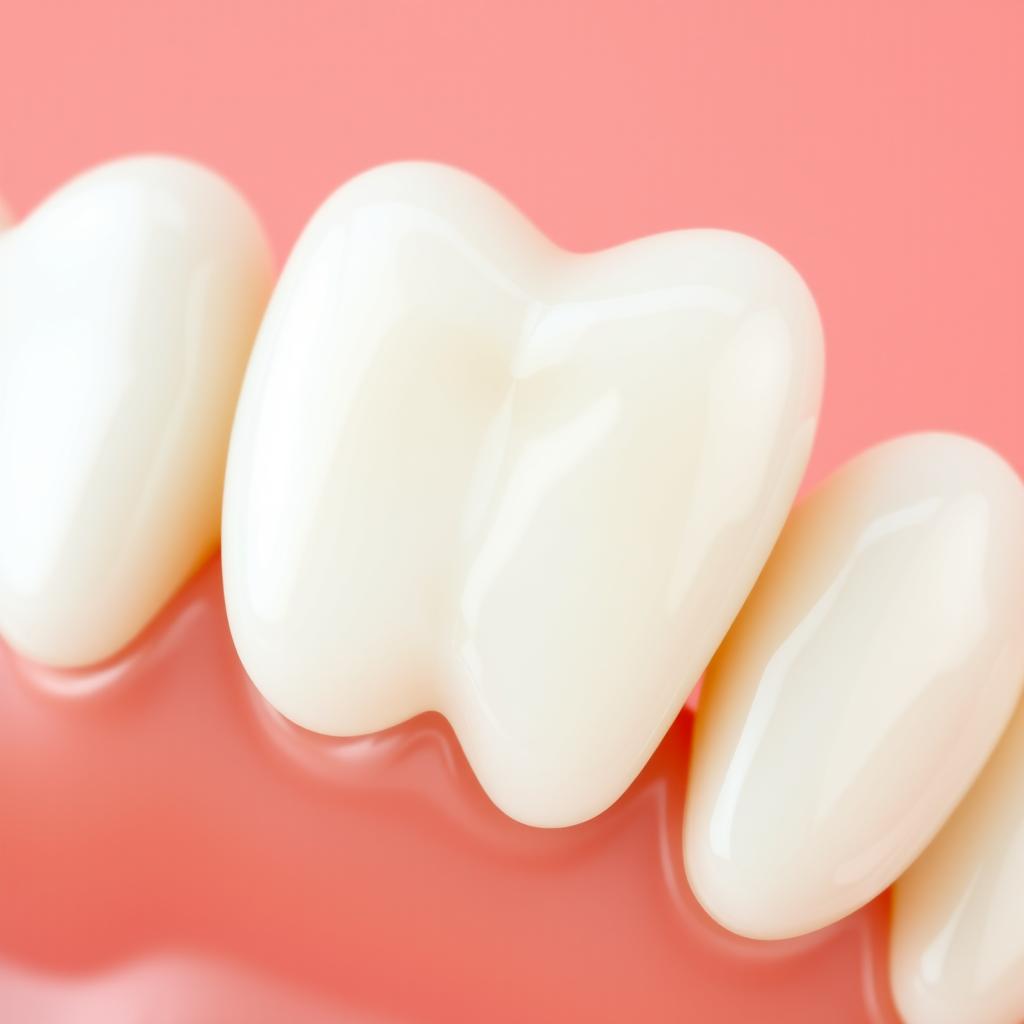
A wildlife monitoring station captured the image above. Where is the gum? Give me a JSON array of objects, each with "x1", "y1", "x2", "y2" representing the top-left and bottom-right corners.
[{"x1": 0, "y1": 558, "x2": 898, "y2": 1022}]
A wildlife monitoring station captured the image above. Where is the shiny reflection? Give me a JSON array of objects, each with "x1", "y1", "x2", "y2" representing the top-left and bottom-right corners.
[
  {"x1": 461, "y1": 391, "x2": 621, "y2": 629},
  {"x1": 708, "y1": 496, "x2": 948, "y2": 862}
]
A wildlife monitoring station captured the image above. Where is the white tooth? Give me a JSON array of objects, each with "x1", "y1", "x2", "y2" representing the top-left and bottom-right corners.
[
  {"x1": 890, "y1": 689, "x2": 1024, "y2": 1024},
  {"x1": 222, "y1": 161, "x2": 823, "y2": 827},
  {"x1": 685, "y1": 433, "x2": 1024, "y2": 939},
  {"x1": 0, "y1": 157, "x2": 272, "y2": 666}
]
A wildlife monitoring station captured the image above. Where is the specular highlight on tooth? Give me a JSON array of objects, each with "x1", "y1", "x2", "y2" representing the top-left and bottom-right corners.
[
  {"x1": 684, "y1": 432, "x2": 1024, "y2": 939},
  {"x1": 222, "y1": 161, "x2": 824, "y2": 828},
  {"x1": 890, "y1": 685, "x2": 1024, "y2": 1024},
  {"x1": 0, "y1": 157, "x2": 273, "y2": 667}
]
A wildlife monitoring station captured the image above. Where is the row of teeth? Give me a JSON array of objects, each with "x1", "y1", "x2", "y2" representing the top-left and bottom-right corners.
[{"x1": 1, "y1": 157, "x2": 1022, "y2": 1023}]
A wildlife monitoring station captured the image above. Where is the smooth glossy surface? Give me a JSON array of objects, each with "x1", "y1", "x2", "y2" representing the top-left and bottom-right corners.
[
  {"x1": 685, "y1": 433, "x2": 1024, "y2": 939},
  {"x1": 891, "y1": 687, "x2": 1024, "y2": 1024},
  {"x1": 222, "y1": 161, "x2": 824, "y2": 827},
  {"x1": 0, "y1": 558, "x2": 898, "y2": 1023},
  {"x1": 0, "y1": 158, "x2": 272, "y2": 666}
]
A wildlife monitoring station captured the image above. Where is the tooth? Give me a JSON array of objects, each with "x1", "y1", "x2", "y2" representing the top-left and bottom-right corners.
[
  {"x1": 684, "y1": 433, "x2": 1024, "y2": 939},
  {"x1": 888, "y1": 688, "x2": 1024, "y2": 1024},
  {"x1": 890, "y1": 688, "x2": 1024, "y2": 1024},
  {"x1": 0, "y1": 157, "x2": 272, "y2": 666},
  {"x1": 222, "y1": 161, "x2": 823, "y2": 827}
]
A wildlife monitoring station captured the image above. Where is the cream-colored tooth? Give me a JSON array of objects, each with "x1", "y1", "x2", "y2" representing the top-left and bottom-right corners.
[
  {"x1": 222, "y1": 161, "x2": 823, "y2": 827},
  {"x1": 0, "y1": 157, "x2": 273, "y2": 666},
  {"x1": 685, "y1": 433, "x2": 1024, "y2": 939},
  {"x1": 890, "y1": 688, "x2": 1024, "y2": 1024}
]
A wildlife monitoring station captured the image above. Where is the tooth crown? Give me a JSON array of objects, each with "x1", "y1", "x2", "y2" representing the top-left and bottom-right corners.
[
  {"x1": 685, "y1": 433, "x2": 1024, "y2": 940},
  {"x1": 0, "y1": 157, "x2": 272, "y2": 667},
  {"x1": 223, "y1": 161, "x2": 824, "y2": 827}
]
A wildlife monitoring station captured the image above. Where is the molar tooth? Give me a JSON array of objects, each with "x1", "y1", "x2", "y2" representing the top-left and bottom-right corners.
[
  {"x1": 0, "y1": 157, "x2": 272, "y2": 666},
  {"x1": 222, "y1": 161, "x2": 823, "y2": 828},
  {"x1": 890, "y1": 689, "x2": 1024, "y2": 1024},
  {"x1": 684, "y1": 433, "x2": 1024, "y2": 939}
]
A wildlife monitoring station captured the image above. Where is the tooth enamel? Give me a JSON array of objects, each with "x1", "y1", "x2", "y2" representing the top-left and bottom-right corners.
[
  {"x1": 685, "y1": 433, "x2": 1024, "y2": 939},
  {"x1": 890, "y1": 689, "x2": 1024, "y2": 1024},
  {"x1": 222, "y1": 161, "x2": 823, "y2": 827},
  {"x1": 0, "y1": 157, "x2": 272, "y2": 666}
]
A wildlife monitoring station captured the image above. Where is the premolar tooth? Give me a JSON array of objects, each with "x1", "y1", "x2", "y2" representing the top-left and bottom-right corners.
[
  {"x1": 684, "y1": 433, "x2": 1024, "y2": 939},
  {"x1": 0, "y1": 157, "x2": 272, "y2": 666},
  {"x1": 222, "y1": 162, "x2": 823, "y2": 827},
  {"x1": 890, "y1": 689, "x2": 1024, "y2": 1024}
]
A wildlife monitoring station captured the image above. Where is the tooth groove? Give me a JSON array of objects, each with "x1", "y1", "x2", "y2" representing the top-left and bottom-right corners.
[{"x1": 223, "y1": 162, "x2": 823, "y2": 827}]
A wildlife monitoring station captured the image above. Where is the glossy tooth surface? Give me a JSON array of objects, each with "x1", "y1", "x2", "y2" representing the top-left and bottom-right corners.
[
  {"x1": 891, "y1": 687, "x2": 1024, "y2": 1024},
  {"x1": 685, "y1": 433, "x2": 1024, "y2": 939},
  {"x1": 0, "y1": 158, "x2": 272, "y2": 666},
  {"x1": 223, "y1": 162, "x2": 823, "y2": 827}
]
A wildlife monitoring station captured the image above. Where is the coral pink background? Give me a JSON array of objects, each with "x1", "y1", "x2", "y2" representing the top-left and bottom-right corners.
[
  {"x1": 1, "y1": 0, "x2": 1021, "y2": 486},
  {"x1": 0, "y1": 3, "x2": 1020, "y2": 1021}
]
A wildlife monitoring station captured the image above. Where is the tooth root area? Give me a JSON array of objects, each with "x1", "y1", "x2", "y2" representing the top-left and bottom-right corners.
[
  {"x1": 223, "y1": 161, "x2": 824, "y2": 828},
  {"x1": 0, "y1": 158, "x2": 272, "y2": 667},
  {"x1": 684, "y1": 432, "x2": 1024, "y2": 940},
  {"x1": 891, "y1": 693, "x2": 1024, "y2": 1024}
]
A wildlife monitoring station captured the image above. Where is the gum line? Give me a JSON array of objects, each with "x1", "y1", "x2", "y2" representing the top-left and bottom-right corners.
[{"x1": 0, "y1": 558, "x2": 898, "y2": 1022}]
